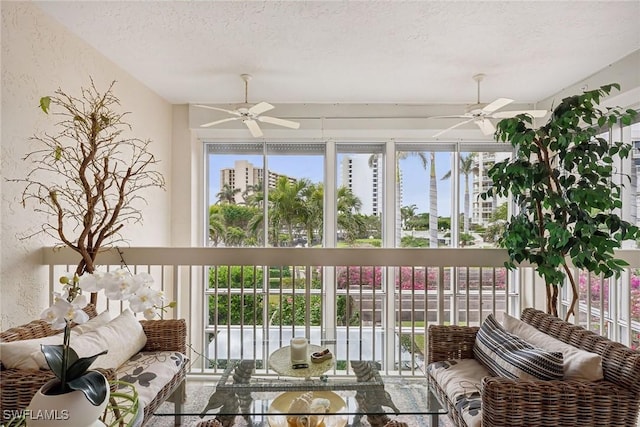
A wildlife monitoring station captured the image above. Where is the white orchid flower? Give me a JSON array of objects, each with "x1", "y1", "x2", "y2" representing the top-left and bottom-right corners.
[
  {"x1": 41, "y1": 296, "x2": 89, "y2": 329},
  {"x1": 68, "y1": 305, "x2": 90, "y2": 324},
  {"x1": 59, "y1": 297, "x2": 89, "y2": 324},
  {"x1": 41, "y1": 305, "x2": 67, "y2": 330},
  {"x1": 78, "y1": 272, "x2": 103, "y2": 293},
  {"x1": 72, "y1": 293, "x2": 89, "y2": 310},
  {"x1": 142, "y1": 307, "x2": 158, "y2": 320},
  {"x1": 52, "y1": 291, "x2": 68, "y2": 304},
  {"x1": 101, "y1": 270, "x2": 139, "y2": 300},
  {"x1": 132, "y1": 272, "x2": 154, "y2": 287},
  {"x1": 128, "y1": 286, "x2": 164, "y2": 312}
]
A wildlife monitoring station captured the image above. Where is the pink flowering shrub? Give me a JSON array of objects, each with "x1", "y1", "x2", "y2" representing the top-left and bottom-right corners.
[
  {"x1": 577, "y1": 270, "x2": 640, "y2": 350},
  {"x1": 336, "y1": 266, "x2": 506, "y2": 291}
]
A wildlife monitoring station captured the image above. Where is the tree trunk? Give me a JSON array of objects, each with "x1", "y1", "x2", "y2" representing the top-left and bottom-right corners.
[{"x1": 429, "y1": 152, "x2": 438, "y2": 248}]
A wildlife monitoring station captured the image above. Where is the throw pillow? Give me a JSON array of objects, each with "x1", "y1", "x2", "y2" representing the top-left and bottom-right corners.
[
  {"x1": 72, "y1": 310, "x2": 112, "y2": 334},
  {"x1": 502, "y1": 313, "x2": 603, "y2": 381},
  {"x1": 31, "y1": 308, "x2": 147, "y2": 370},
  {"x1": 473, "y1": 314, "x2": 564, "y2": 380},
  {"x1": 0, "y1": 330, "x2": 80, "y2": 370}
]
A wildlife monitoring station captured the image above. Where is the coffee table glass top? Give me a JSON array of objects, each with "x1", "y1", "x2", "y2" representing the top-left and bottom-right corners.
[{"x1": 153, "y1": 360, "x2": 446, "y2": 426}]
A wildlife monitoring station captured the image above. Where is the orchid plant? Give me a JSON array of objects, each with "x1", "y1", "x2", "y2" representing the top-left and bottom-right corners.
[{"x1": 40, "y1": 269, "x2": 173, "y2": 405}]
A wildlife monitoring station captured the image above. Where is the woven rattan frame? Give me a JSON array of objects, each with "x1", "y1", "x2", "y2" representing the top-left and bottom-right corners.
[
  {"x1": 427, "y1": 308, "x2": 640, "y2": 427},
  {"x1": 0, "y1": 306, "x2": 188, "y2": 427}
]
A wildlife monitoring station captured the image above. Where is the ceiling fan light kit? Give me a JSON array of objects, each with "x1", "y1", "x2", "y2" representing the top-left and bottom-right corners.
[
  {"x1": 432, "y1": 73, "x2": 548, "y2": 138},
  {"x1": 195, "y1": 74, "x2": 300, "y2": 138}
]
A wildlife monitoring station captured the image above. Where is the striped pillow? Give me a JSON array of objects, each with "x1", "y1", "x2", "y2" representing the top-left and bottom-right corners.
[{"x1": 473, "y1": 314, "x2": 564, "y2": 380}]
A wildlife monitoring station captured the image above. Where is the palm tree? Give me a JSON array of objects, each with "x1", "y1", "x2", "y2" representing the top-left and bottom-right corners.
[
  {"x1": 336, "y1": 186, "x2": 363, "y2": 243},
  {"x1": 368, "y1": 152, "x2": 428, "y2": 246},
  {"x1": 269, "y1": 177, "x2": 312, "y2": 246},
  {"x1": 216, "y1": 184, "x2": 241, "y2": 204},
  {"x1": 299, "y1": 182, "x2": 324, "y2": 246},
  {"x1": 400, "y1": 204, "x2": 417, "y2": 229},
  {"x1": 428, "y1": 152, "x2": 438, "y2": 248},
  {"x1": 441, "y1": 153, "x2": 476, "y2": 234},
  {"x1": 208, "y1": 206, "x2": 225, "y2": 247},
  {"x1": 242, "y1": 181, "x2": 263, "y2": 206}
]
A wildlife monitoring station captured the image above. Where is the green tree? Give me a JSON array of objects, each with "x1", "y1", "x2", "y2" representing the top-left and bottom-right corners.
[
  {"x1": 242, "y1": 181, "x2": 263, "y2": 206},
  {"x1": 208, "y1": 204, "x2": 260, "y2": 247},
  {"x1": 216, "y1": 183, "x2": 241, "y2": 204},
  {"x1": 269, "y1": 177, "x2": 311, "y2": 246},
  {"x1": 337, "y1": 186, "x2": 364, "y2": 243},
  {"x1": 369, "y1": 152, "x2": 429, "y2": 246},
  {"x1": 208, "y1": 206, "x2": 226, "y2": 247},
  {"x1": 428, "y1": 152, "x2": 438, "y2": 247},
  {"x1": 400, "y1": 204, "x2": 418, "y2": 230},
  {"x1": 482, "y1": 84, "x2": 638, "y2": 318},
  {"x1": 442, "y1": 153, "x2": 477, "y2": 234},
  {"x1": 299, "y1": 182, "x2": 324, "y2": 246}
]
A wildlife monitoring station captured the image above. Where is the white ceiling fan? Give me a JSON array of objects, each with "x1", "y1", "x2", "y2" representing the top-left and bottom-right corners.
[
  {"x1": 194, "y1": 74, "x2": 300, "y2": 138},
  {"x1": 432, "y1": 74, "x2": 548, "y2": 138}
]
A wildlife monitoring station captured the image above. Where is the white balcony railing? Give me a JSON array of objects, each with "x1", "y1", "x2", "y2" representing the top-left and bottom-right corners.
[{"x1": 42, "y1": 247, "x2": 640, "y2": 377}]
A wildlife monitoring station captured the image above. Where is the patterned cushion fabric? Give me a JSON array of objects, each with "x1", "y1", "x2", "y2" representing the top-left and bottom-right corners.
[
  {"x1": 116, "y1": 351, "x2": 187, "y2": 408},
  {"x1": 473, "y1": 314, "x2": 564, "y2": 380},
  {"x1": 427, "y1": 359, "x2": 488, "y2": 427}
]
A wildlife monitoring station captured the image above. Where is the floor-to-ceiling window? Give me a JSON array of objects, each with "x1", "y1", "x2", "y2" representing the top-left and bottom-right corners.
[{"x1": 202, "y1": 140, "x2": 519, "y2": 368}]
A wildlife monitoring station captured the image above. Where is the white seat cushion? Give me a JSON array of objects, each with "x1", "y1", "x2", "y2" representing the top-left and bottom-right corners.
[
  {"x1": 428, "y1": 358, "x2": 489, "y2": 427},
  {"x1": 116, "y1": 351, "x2": 186, "y2": 408}
]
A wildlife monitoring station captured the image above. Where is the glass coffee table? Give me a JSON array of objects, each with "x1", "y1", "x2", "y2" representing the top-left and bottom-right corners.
[{"x1": 153, "y1": 359, "x2": 446, "y2": 427}]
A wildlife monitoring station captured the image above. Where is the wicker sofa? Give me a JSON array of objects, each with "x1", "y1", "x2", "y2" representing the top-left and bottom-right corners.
[
  {"x1": 0, "y1": 304, "x2": 187, "y2": 426},
  {"x1": 427, "y1": 308, "x2": 640, "y2": 427}
]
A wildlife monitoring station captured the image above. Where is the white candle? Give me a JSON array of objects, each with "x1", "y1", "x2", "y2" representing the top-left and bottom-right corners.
[{"x1": 290, "y1": 337, "x2": 308, "y2": 363}]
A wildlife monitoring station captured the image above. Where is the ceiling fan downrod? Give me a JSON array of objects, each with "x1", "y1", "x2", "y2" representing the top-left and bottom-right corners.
[
  {"x1": 473, "y1": 73, "x2": 485, "y2": 104},
  {"x1": 241, "y1": 73, "x2": 252, "y2": 104}
]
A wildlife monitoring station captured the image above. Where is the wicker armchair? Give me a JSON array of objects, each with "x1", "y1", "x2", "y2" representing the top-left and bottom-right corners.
[
  {"x1": 0, "y1": 305, "x2": 187, "y2": 426},
  {"x1": 427, "y1": 308, "x2": 640, "y2": 427}
]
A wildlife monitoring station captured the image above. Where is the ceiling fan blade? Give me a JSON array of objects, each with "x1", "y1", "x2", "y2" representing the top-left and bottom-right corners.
[
  {"x1": 482, "y1": 98, "x2": 514, "y2": 113},
  {"x1": 258, "y1": 115, "x2": 301, "y2": 129},
  {"x1": 201, "y1": 117, "x2": 242, "y2": 128},
  {"x1": 432, "y1": 118, "x2": 475, "y2": 138},
  {"x1": 248, "y1": 102, "x2": 274, "y2": 115},
  {"x1": 193, "y1": 104, "x2": 241, "y2": 116},
  {"x1": 244, "y1": 119, "x2": 263, "y2": 137},
  {"x1": 491, "y1": 109, "x2": 548, "y2": 119},
  {"x1": 475, "y1": 118, "x2": 496, "y2": 135}
]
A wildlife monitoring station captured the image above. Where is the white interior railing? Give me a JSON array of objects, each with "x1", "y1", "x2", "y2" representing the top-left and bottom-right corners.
[{"x1": 42, "y1": 247, "x2": 640, "y2": 377}]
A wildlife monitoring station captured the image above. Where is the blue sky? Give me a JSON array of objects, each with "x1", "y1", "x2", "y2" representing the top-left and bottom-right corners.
[{"x1": 208, "y1": 152, "x2": 457, "y2": 217}]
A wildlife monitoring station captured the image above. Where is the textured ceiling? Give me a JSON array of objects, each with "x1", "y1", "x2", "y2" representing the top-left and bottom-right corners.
[{"x1": 35, "y1": 1, "x2": 640, "y2": 106}]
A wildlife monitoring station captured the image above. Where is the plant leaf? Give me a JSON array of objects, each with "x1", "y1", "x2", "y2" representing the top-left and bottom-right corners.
[
  {"x1": 41, "y1": 344, "x2": 65, "y2": 379},
  {"x1": 67, "y1": 371, "x2": 108, "y2": 406},
  {"x1": 65, "y1": 349, "x2": 108, "y2": 381},
  {"x1": 39, "y1": 96, "x2": 51, "y2": 113}
]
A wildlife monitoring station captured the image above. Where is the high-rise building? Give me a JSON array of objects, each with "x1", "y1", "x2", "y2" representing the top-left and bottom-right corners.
[
  {"x1": 220, "y1": 160, "x2": 295, "y2": 204},
  {"x1": 472, "y1": 152, "x2": 510, "y2": 225},
  {"x1": 339, "y1": 155, "x2": 381, "y2": 216}
]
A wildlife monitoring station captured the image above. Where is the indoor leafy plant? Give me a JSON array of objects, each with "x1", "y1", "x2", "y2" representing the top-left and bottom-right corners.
[{"x1": 482, "y1": 83, "x2": 638, "y2": 320}]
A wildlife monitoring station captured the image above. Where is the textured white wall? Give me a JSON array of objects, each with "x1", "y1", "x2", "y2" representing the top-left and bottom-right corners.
[{"x1": 1, "y1": 2, "x2": 173, "y2": 328}]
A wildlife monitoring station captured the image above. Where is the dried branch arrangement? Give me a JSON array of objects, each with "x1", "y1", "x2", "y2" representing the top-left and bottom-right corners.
[{"x1": 12, "y1": 79, "x2": 165, "y2": 298}]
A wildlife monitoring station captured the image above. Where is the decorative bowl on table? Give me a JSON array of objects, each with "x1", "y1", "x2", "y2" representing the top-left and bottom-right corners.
[
  {"x1": 267, "y1": 391, "x2": 348, "y2": 427},
  {"x1": 268, "y1": 344, "x2": 334, "y2": 378}
]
